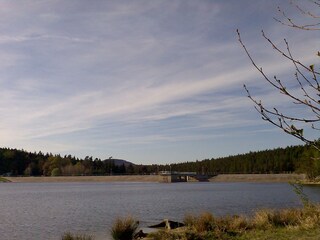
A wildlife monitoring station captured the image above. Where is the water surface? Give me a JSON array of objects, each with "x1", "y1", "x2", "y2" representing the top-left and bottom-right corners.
[{"x1": 0, "y1": 182, "x2": 319, "y2": 240}]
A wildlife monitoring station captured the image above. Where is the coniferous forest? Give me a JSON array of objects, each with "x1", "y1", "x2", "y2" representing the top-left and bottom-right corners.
[{"x1": 0, "y1": 143, "x2": 319, "y2": 179}]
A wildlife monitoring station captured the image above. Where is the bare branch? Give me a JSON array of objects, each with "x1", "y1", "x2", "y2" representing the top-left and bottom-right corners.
[
  {"x1": 239, "y1": 0, "x2": 320, "y2": 152},
  {"x1": 244, "y1": 85, "x2": 320, "y2": 123},
  {"x1": 274, "y1": 2, "x2": 320, "y2": 30},
  {"x1": 239, "y1": 30, "x2": 320, "y2": 112},
  {"x1": 244, "y1": 85, "x2": 320, "y2": 151}
]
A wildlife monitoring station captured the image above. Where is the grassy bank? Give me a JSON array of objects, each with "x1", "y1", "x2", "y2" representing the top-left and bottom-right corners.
[
  {"x1": 148, "y1": 204, "x2": 320, "y2": 240},
  {"x1": 6, "y1": 175, "x2": 160, "y2": 183},
  {"x1": 210, "y1": 173, "x2": 305, "y2": 183},
  {"x1": 0, "y1": 177, "x2": 10, "y2": 182},
  {"x1": 231, "y1": 227, "x2": 320, "y2": 240},
  {"x1": 6, "y1": 173, "x2": 307, "y2": 183}
]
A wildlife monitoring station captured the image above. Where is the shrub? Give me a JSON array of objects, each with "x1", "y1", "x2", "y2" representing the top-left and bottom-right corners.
[
  {"x1": 214, "y1": 215, "x2": 249, "y2": 235},
  {"x1": 184, "y1": 214, "x2": 199, "y2": 229},
  {"x1": 275, "y1": 208, "x2": 302, "y2": 227},
  {"x1": 183, "y1": 212, "x2": 215, "y2": 233},
  {"x1": 110, "y1": 216, "x2": 139, "y2": 240},
  {"x1": 300, "y1": 204, "x2": 320, "y2": 229},
  {"x1": 51, "y1": 168, "x2": 61, "y2": 176},
  {"x1": 183, "y1": 212, "x2": 250, "y2": 239},
  {"x1": 193, "y1": 212, "x2": 215, "y2": 233},
  {"x1": 252, "y1": 209, "x2": 286, "y2": 230}
]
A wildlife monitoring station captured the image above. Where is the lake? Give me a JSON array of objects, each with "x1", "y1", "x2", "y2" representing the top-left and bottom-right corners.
[{"x1": 0, "y1": 182, "x2": 319, "y2": 240}]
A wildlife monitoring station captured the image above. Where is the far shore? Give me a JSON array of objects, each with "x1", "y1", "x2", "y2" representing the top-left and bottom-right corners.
[
  {"x1": 3, "y1": 173, "x2": 308, "y2": 183},
  {"x1": 210, "y1": 173, "x2": 306, "y2": 183},
  {"x1": 4, "y1": 175, "x2": 159, "y2": 183}
]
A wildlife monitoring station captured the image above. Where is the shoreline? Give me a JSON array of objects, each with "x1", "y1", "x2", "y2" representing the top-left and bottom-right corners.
[
  {"x1": 4, "y1": 175, "x2": 159, "y2": 183},
  {"x1": 209, "y1": 173, "x2": 306, "y2": 183},
  {"x1": 3, "y1": 173, "x2": 308, "y2": 183}
]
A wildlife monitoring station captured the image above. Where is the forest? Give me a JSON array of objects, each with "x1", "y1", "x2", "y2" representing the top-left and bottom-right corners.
[{"x1": 0, "y1": 142, "x2": 319, "y2": 180}]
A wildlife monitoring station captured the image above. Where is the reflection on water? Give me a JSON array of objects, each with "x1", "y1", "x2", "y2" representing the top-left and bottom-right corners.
[{"x1": 0, "y1": 182, "x2": 319, "y2": 240}]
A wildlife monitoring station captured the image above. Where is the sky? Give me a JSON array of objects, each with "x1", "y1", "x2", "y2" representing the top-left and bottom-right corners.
[{"x1": 0, "y1": 0, "x2": 319, "y2": 164}]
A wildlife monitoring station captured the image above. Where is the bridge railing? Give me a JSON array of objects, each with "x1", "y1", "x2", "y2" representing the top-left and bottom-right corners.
[{"x1": 159, "y1": 171, "x2": 197, "y2": 176}]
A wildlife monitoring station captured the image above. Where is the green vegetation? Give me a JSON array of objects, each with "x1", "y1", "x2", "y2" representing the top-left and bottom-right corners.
[
  {"x1": 1, "y1": 142, "x2": 320, "y2": 180},
  {"x1": 168, "y1": 143, "x2": 320, "y2": 181},
  {"x1": 110, "y1": 216, "x2": 139, "y2": 240},
  {"x1": 0, "y1": 176, "x2": 10, "y2": 182},
  {"x1": 0, "y1": 148, "x2": 136, "y2": 177},
  {"x1": 51, "y1": 167, "x2": 61, "y2": 176},
  {"x1": 231, "y1": 228, "x2": 320, "y2": 240}
]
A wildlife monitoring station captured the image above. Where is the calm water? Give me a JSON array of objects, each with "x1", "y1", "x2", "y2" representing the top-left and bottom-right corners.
[{"x1": 0, "y1": 182, "x2": 319, "y2": 240}]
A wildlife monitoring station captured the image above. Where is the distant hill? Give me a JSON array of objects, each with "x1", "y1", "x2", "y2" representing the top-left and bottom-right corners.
[{"x1": 103, "y1": 158, "x2": 135, "y2": 167}]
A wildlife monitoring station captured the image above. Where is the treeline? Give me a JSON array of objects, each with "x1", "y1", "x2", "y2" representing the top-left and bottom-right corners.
[
  {"x1": 168, "y1": 144, "x2": 320, "y2": 180},
  {"x1": 0, "y1": 149, "x2": 146, "y2": 177},
  {"x1": 0, "y1": 143, "x2": 320, "y2": 179}
]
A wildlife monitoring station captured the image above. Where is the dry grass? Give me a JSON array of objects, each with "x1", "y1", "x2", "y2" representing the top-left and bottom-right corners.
[
  {"x1": 150, "y1": 204, "x2": 320, "y2": 240},
  {"x1": 252, "y1": 208, "x2": 301, "y2": 229},
  {"x1": 184, "y1": 212, "x2": 215, "y2": 233},
  {"x1": 151, "y1": 213, "x2": 250, "y2": 240},
  {"x1": 110, "y1": 216, "x2": 139, "y2": 240},
  {"x1": 252, "y1": 204, "x2": 320, "y2": 230},
  {"x1": 61, "y1": 232, "x2": 93, "y2": 240}
]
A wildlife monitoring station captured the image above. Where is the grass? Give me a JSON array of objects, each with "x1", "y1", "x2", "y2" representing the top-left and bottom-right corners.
[
  {"x1": 232, "y1": 227, "x2": 320, "y2": 240},
  {"x1": 149, "y1": 203, "x2": 320, "y2": 240},
  {"x1": 61, "y1": 232, "x2": 93, "y2": 240},
  {"x1": 0, "y1": 177, "x2": 10, "y2": 182},
  {"x1": 110, "y1": 216, "x2": 139, "y2": 240}
]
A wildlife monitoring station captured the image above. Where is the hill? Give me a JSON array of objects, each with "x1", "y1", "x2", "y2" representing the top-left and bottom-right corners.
[{"x1": 103, "y1": 158, "x2": 135, "y2": 167}]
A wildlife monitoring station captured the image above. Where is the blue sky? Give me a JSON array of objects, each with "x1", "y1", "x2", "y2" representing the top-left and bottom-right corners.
[{"x1": 0, "y1": 0, "x2": 318, "y2": 164}]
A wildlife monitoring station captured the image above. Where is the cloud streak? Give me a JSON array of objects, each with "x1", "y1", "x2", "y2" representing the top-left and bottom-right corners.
[{"x1": 0, "y1": 0, "x2": 315, "y2": 163}]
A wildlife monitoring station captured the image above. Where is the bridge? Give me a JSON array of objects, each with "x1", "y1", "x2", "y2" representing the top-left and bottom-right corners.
[{"x1": 159, "y1": 171, "x2": 216, "y2": 183}]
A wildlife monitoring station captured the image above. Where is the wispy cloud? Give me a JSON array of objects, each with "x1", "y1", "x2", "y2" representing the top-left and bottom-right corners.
[
  {"x1": 0, "y1": 34, "x2": 94, "y2": 44},
  {"x1": 0, "y1": 0, "x2": 315, "y2": 163}
]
